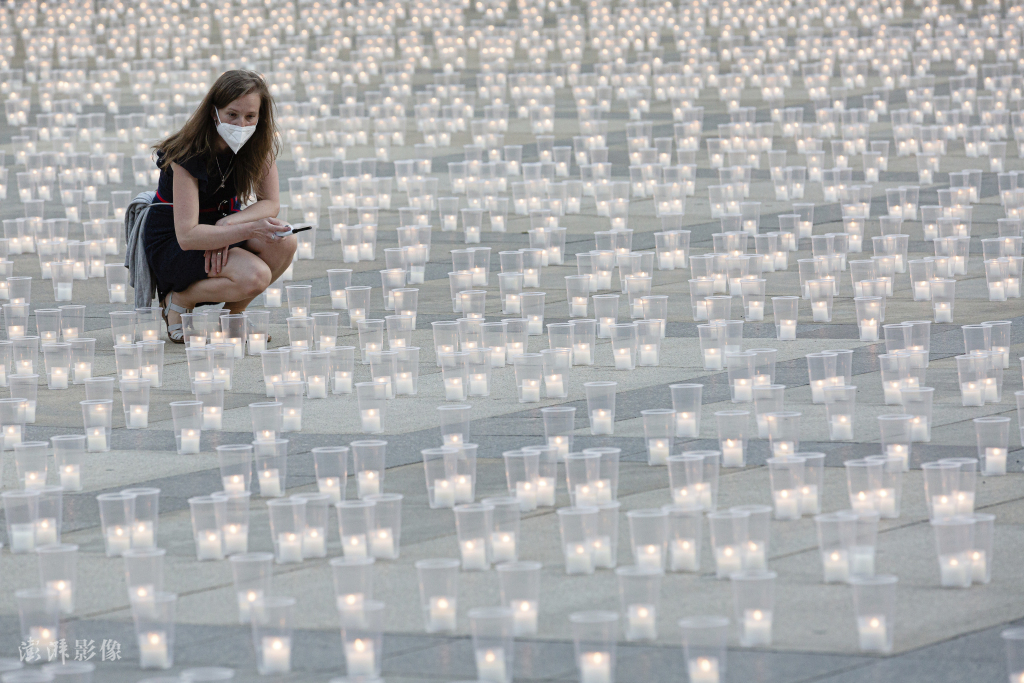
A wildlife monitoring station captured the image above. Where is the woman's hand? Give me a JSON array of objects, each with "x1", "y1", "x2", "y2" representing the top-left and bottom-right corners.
[
  {"x1": 249, "y1": 217, "x2": 290, "y2": 243},
  {"x1": 205, "y1": 246, "x2": 230, "y2": 274}
]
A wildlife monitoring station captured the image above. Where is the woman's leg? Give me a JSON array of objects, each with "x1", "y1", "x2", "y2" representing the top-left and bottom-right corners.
[
  {"x1": 222, "y1": 235, "x2": 297, "y2": 313},
  {"x1": 172, "y1": 248, "x2": 273, "y2": 314},
  {"x1": 245, "y1": 234, "x2": 297, "y2": 282}
]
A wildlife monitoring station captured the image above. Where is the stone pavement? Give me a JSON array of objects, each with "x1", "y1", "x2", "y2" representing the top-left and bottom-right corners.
[{"x1": 0, "y1": 7, "x2": 1021, "y2": 683}]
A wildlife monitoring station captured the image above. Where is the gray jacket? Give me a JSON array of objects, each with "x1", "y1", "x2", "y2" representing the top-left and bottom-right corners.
[{"x1": 123, "y1": 191, "x2": 158, "y2": 309}]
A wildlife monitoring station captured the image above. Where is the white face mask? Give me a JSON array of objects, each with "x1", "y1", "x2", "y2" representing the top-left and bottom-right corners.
[{"x1": 215, "y1": 108, "x2": 257, "y2": 154}]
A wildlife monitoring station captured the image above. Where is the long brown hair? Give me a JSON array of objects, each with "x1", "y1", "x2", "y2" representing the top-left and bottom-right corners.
[{"x1": 154, "y1": 70, "x2": 279, "y2": 203}]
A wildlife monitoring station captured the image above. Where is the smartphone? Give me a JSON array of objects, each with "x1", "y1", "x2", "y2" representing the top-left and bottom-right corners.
[{"x1": 275, "y1": 223, "x2": 314, "y2": 237}]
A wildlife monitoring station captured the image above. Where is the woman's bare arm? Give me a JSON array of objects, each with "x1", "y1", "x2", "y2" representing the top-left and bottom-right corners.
[{"x1": 172, "y1": 162, "x2": 284, "y2": 251}]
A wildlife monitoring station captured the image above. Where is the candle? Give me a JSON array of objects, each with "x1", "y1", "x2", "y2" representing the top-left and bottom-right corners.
[
  {"x1": 444, "y1": 376, "x2": 465, "y2": 401},
  {"x1": 488, "y1": 529, "x2": 517, "y2": 562},
  {"x1": 139, "y1": 631, "x2": 170, "y2": 669},
  {"x1": 356, "y1": 471, "x2": 380, "y2": 497},
  {"x1": 613, "y1": 347, "x2": 633, "y2": 370},
  {"x1": 261, "y1": 636, "x2": 291, "y2": 674},
  {"x1": 674, "y1": 411, "x2": 699, "y2": 438},
  {"x1": 508, "y1": 599, "x2": 539, "y2": 636},
  {"x1": 343, "y1": 533, "x2": 369, "y2": 558},
  {"x1": 573, "y1": 342, "x2": 592, "y2": 365},
  {"x1": 199, "y1": 405, "x2": 222, "y2": 430},
  {"x1": 428, "y1": 596, "x2": 457, "y2": 631},
  {"x1": 687, "y1": 656, "x2": 721, "y2": 683},
  {"x1": 513, "y1": 479, "x2": 538, "y2": 510},
  {"x1": 46, "y1": 366, "x2": 68, "y2": 389},
  {"x1": 543, "y1": 372, "x2": 565, "y2": 397},
  {"x1": 626, "y1": 604, "x2": 657, "y2": 641},
  {"x1": 46, "y1": 579, "x2": 74, "y2": 614},
  {"x1": 129, "y1": 405, "x2": 149, "y2": 429},
  {"x1": 237, "y1": 589, "x2": 263, "y2": 624},
  {"x1": 34, "y1": 517, "x2": 58, "y2": 545},
  {"x1": 774, "y1": 321, "x2": 798, "y2": 342},
  {"x1": 670, "y1": 538, "x2": 699, "y2": 572},
  {"x1": 23, "y1": 470, "x2": 45, "y2": 490},
  {"x1": 570, "y1": 297, "x2": 588, "y2": 316},
  {"x1": 702, "y1": 348, "x2": 722, "y2": 370},
  {"x1": 644, "y1": 438, "x2": 670, "y2": 465},
  {"x1": 773, "y1": 489, "x2": 801, "y2": 520},
  {"x1": 714, "y1": 544, "x2": 743, "y2": 577},
  {"x1": 939, "y1": 554, "x2": 971, "y2": 587},
  {"x1": 590, "y1": 409, "x2": 613, "y2": 435},
  {"x1": 565, "y1": 542, "x2": 594, "y2": 574},
  {"x1": 87, "y1": 427, "x2": 107, "y2": 452},
  {"x1": 955, "y1": 490, "x2": 974, "y2": 515},
  {"x1": 830, "y1": 416, "x2": 854, "y2": 440},
  {"x1": 822, "y1": 549, "x2": 850, "y2": 583},
  {"x1": 591, "y1": 535, "x2": 614, "y2": 567},
  {"x1": 59, "y1": 464, "x2": 81, "y2": 491},
  {"x1": 730, "y1": 379, "x2": 752, "y2": 402},
  {"x1": 370, "y1": 527, "x2": 397, "y2": 559},
  {"x1": 179, "y1": 429, "x2": 201, "y2": 454},
  {"x1": 579, "y1": 651, "x2": 612, "y2": 683},
  {"x1": 984, "y1": 447, "x2": 1007, "y2": 476},
  {"x1": 461, "y1": 538, "x2": 489, "y2": 570},
  {"x1": 970, "y1": 550, "x2": 988, "y2": 583},
  {"x1": 360, "y1": 408, "x2": 382, "y2": 433},
  {"x1": 721, "y1": 439, "x2": 744, "y2": 467},
  {"x1": 933, "y1": 302, "x2": 952, "y2": 323},
  {"x1": 958, "y1": 381, "x2": 984, "y2": 407},
  {"x1": 904, "y1": 414, "x2": 928, "y2": 442},
  {"x1": 504, "y1": 294, "x2": 521, "y2": 314},
  {"x1": 132, "y1": 520, "x2": 155, "y2": 549},
  {"x1": 433, "y1": 479, "x2": 456, "y2": 507},
  {"x1": 636, "y1": 544, "x2": 663, "y2": 571},
  {"x1": 811, "y1": 301, "x2": 829, "y2": 322},
  {"x1": 639, "y1": 344, "x2": 659, "y2": 366},
  {"x1": 857, "y1": 615, "x2": 888, "y2": 652},
  {"x1": 345, "y1": 638, "x2": 377, "y2": 678},
  {"x1": 799, "y1": 485, "x2": 820, "y2": 514},
  {"x1": 196, "y1": 529, "x2": 224, "y2": 560},
  {"x1": 746, "y1": 300, "x2": 764, "y2": 321},
  {"x1": 520, "y1": 379, "x2": 541, "y2": 402},
  {"x1": 287, "y1": 526, "x2": 320, "y2": 559},
  {"x1": 138, "y1": 363, "x2": 159, "y2": 386},
  {"x1": 850, "y1": 545, "x2": 875, "y2": 576},
  {"x1": 742, "y1": 609, "x2": 773, "y2": 646},
  {"x1": 223, "y1": 523, "x2": 248, "y2": 554},
  {"x1": 259, "y1": 469, "x2": 282, "y2": 497}
]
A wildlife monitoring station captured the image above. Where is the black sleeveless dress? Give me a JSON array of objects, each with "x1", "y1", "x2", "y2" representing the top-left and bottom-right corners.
[{"x1": 143, "y1": 150, "x2": 246, "y2": 300}]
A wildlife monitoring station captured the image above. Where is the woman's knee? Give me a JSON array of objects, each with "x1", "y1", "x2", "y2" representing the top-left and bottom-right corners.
[{"x1": 232, "y1": 261, "x2": 271, "y2": 299}]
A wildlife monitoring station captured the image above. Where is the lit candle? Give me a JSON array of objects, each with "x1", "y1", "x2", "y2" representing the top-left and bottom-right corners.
[
  {"x1": 590, "y1": 409, "x2": 613, "y2": 435},
  {"x1": 132, "y1": 520, "x2": 155, "y2": 549},
  {"x1": 460, "y1": 538, "x2": 489, "y2": 570},
  {"x1": 360, "y1": 408, "x2": 382, "y2": 433},
  {"x1": 223, "y1": 523, "x2": 248, "y2": 555},
  {"x1": 520, "y1": 379, "x2": 541, "y2": 402},
  {"x1": 261, "y1": 636, "x2": 291, "y2": 674},
  {"x1": 138, "y1": 631, "x2": 170, "y2": 669},
  {"x1": 259, "y1": 469, "x2": 282, "y2": 497},
  {"x1": 59, "y1": 464, "x2": 81, "y2": 491},
  {"x1": 343, "y1": 533, "x2": 369, "y2": 558},
  {"x1": 104, "y1": 524, "x2": 131, "y2": 556},
  {"x1": 742, "y1": 609, "x2": 773, "y2": 646},
  {"x1": 370, "y1": 527, "x2": 397, "y2": 559},
  {"x1": 687, "y1": 656, "x2": 721, "y2": 683},
  {"x1": 579, "y1": 651, "x2": 612, "y2": 683},
  {"x1": 196, "y1": 529, "x2": 224, "y2": 560},
  {"x1": 573, "y1": 342, "x2": 592, "y2": 365},
  {"x1": 626, "y1": 604, "x2": 657, "y2": 641},
  {"x1": 490, "y1": 531, "x2": 517, "y2": 562},
  {"x1": 346, "y1": 638, "x2": 377, "y2": 678},
  {"x1": 179, "y1": 429, "x2": 201, "y2": 454},
  {"x1": 773, "y1": 489, "x2": 801, "y2": 519},
  {"x1": 428, "y1": 596, "x2": 457, "y2": 631}
]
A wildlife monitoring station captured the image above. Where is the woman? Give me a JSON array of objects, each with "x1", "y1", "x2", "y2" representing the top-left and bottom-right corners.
[{"x1": 145, "y1": 69, "x2": 295, "y2": 343}]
